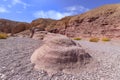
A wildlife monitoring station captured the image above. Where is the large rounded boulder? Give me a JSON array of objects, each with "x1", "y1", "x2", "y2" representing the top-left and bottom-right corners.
[{"x1": 31, "y1": 34, "x2": 92, "y2": 74}]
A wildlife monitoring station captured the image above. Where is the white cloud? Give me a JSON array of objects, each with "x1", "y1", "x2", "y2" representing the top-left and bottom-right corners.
[
  {"x1": 66, "y1": 5, "x2": 89, "y2": 12},
  {"x1": 33, "y1": 5, "x2": 89, "y2": 20},
  {"x1": 33, "y1": 10, "x2": 74, "y2": 20},
  {"x1": 12, "y1": 0, "x2": 30, "y2": 9},
  {"x1": 0, "y1": 7, "x2": 9, "y2": 13}
]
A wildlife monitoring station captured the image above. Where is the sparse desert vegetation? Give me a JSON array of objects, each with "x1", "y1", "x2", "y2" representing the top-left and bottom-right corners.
[
  {"x1": 102, "y1": 37, "x2": 111, "y2": 42},
  {"x1": 0, "y1": 33, "x2": 8, "y2": 39},
  {"x1": 89, "y1": 37, "x2": 99, "y2": 42},
  {"x1": 73, "y1": 37, "x2": 82, "y2": 40}
]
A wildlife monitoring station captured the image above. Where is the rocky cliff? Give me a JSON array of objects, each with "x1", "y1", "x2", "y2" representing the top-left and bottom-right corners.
[{"x1": 31, "y1": 4, "x2": 120, "y2": 38}]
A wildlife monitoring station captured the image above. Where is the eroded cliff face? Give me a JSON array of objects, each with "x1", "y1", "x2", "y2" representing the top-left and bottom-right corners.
[
  {"x1": 1, "y1": 4, "x2": 120, "y2": 38},
  {"x1": 31, "y1": 4, "x2": 120, "y2": 38},
  {"x1": 0, "y1": 19, "x2": 31, "y2": 34},
  {"x1": 64, "y1": 4, "x2": 120, "y2": 38}
]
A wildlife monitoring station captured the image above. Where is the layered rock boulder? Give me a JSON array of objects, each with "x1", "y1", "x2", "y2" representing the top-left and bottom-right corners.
[{"x1": 31, "y1": 34, "x2": 92, "y2": 74}]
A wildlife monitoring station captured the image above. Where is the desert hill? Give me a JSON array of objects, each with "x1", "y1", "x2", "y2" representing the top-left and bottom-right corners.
[
  {"x1": 31, "y1": 18, "x2": 56, "y2": 31},
  {"x1": 31, "y1": 4, "x2": 120, "y2": 38},
  {"x1": 0, "y1": 18, "x2": 31, "y2": 35}
]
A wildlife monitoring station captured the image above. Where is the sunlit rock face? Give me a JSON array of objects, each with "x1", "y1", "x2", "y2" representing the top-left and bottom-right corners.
[
  {"x1": 31, "y1": 34, "x2": 92, "y2": 75},
  {"x1": 0, "y1": 19, "x2": 31, "y2": 35},
  {"x1": 32, "y1": 4, "x2": 120, "y2": 38}
]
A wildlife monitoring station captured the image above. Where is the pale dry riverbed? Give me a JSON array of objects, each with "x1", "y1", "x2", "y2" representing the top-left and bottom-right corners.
[{"x1": 0, "y1": 37, "x2": 120, "y2": 80}]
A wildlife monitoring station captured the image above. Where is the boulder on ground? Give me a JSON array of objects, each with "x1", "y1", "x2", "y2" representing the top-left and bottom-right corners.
[
  {"x1": 32, "y1": 31, "x2": 48, "y2": 40},
  {"x1": 31, "y1": 34, "x2": 92, "y2": 74}
]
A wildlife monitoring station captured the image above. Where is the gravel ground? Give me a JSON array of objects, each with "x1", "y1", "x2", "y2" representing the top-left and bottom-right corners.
[{"x1": 0, "y1": 37, "x2": 120, "y2": 80}]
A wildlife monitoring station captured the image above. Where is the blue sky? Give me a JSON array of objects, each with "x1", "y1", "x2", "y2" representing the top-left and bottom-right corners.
[{"x1": 0, "y1": 0, "x2": 120, "y2": 22}]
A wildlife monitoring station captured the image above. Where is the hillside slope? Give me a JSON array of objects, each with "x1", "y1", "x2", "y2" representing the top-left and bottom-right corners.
[
  {"x1": 0, "y1": 19, "x2": 31, "y2": 35},
  {"x1": 32, "y1": 4, "x2": 120, "y2": 38}
]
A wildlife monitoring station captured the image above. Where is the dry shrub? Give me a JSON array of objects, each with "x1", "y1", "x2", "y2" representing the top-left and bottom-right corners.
[
  {"x1": 0, "y1": 33, "x2": 8, "y2": 39},
  {"x1": 74, "y1": 37, "x2": 82, "y2": 40},
  {"x1": 102, "y1": 37, "x2": 110, "y2": 42},
  {"x1": 89, "y1": 37, "x2": 99, "y2": 42}
]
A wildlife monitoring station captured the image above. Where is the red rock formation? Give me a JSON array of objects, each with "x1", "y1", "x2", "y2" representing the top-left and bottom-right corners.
[
  {"x1": 0, "y1": 19, "x2": 31, "y2": 35},
  {"x1": 11, "y1": 22, "x2": 31, "y2": 35},
  {"x1": 31, "y1": 4, "x2": 120, "y2": 38},
  {"x1": 31, "y1": 18, "x2": 55, "y2": 31}
]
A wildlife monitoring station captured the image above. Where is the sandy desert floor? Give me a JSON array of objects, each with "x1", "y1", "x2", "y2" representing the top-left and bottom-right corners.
[{"x1": 0, "y1": 37, "x2": 120, "y2": 80}]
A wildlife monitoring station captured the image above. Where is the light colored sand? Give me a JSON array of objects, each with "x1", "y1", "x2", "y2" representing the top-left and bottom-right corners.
[
  {"x1": 0, "y1": 37, "x2": 120, "y2": 80},
  {"x1": 75, "y1": 40, "x2": 120, "y2": 80}
]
